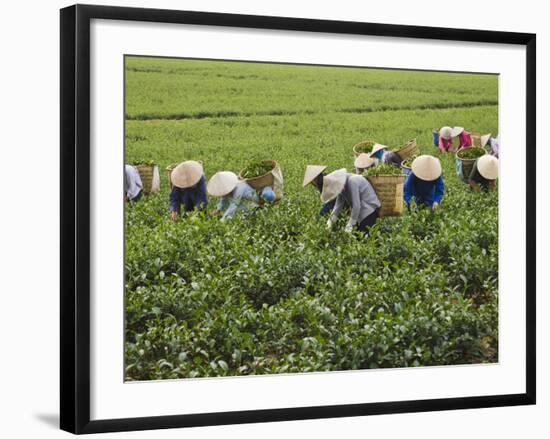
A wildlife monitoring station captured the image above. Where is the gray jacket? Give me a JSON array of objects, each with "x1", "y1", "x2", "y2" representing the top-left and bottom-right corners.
[{"x1": 331, "y1": 174, "x2": 381, "y2": 226}]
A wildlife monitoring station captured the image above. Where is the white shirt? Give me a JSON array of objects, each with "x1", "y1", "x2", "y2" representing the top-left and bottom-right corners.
[{"x1": 125, "y1": 165, "x2": 143, "y2": 200}]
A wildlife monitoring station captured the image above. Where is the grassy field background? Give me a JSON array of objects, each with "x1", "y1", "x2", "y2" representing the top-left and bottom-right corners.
[{"x1": 124, "y1": 56, "x2": 499, "y2": 381}]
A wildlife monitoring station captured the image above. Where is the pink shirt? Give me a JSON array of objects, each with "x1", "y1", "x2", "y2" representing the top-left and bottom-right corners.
[
  {"x1": 458, "y1": 130, "x2": 472, "y2": 148},
  {"x1": 439, "y1": 137, "x2": 453, "y2": 152}
]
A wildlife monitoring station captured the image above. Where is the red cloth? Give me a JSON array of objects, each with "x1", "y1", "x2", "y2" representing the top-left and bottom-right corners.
[
  {"x1": 458, "y1": 130, "x2": 473, "y2": 148},
  {"x1": 438, "y1": 136, "x2": 453, "y2": 152}
]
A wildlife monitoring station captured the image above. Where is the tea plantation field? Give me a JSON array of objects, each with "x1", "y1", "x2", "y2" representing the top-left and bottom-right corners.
[{"x1": 124, "y1": 56, "x2": 498, "y2": 381}]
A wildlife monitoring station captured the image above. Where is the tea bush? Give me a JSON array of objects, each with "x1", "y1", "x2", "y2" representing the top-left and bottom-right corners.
[
  {"x1": 240, "y1": 160, "x2": 276, "y2": 178},
  {"x1": 364, "y1": 163, "x2": 403, "y2": 176},
  {"x1": 457, "y1": 147, "x2": 486, "y2": 159},
  {"x1": 124, "y1": 57, "x2": 498, "y2": 380}
]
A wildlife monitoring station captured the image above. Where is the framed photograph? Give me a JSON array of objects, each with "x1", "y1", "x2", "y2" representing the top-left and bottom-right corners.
[{"x1": 60, "y1": 4, "x2": 536, "y2": 434}]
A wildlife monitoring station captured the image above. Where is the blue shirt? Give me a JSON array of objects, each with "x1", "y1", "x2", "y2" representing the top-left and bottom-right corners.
[
  {"x1": 217, "y1": 181, "x2": 259, "y2": 221},
  {"x1": 403, "y1": 173, "x2": 444, "y2": 206},
  {"x1": 169, "y1": 175, "x2": 208, "y2": 213},
  {"x1": 319, "y1": 199, "x2": 336, "y2": 216}
]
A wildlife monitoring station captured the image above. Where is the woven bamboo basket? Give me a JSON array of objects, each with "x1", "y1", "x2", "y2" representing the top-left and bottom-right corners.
[
  {"x1": 470, "y1": 132, "x2": 482, "y2": 148},
  {"x1": 165, "y1": 164, "x2": 177, "y2": 190},
  {"x1": 455, "y1": 147, "x2": 486, "y2": 179},
  {"x1": 352, "y1": 140, "x2": 376, "y2": 158},
  {"x1": 366, "y1": 174, "x2": 405, "y2": 217},
  {"x1": 396, "y1": 138, "x2": 419, "y2": 160},
  {"x1": 135, "y1": 164, "x2": 160, "y2": 194},
  {"x1": 239, "y1": 160, "x2": 277, "y2": 189},
  {"x1": 400, "y1": 161, "x2": 412, "y2": 177}
]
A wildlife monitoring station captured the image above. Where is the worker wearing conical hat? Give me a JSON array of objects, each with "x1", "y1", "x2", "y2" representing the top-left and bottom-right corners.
[
  {"x1": 368, "y1": 143, "x2": 402, "y2": 168},
  {"x1": 404, "y1": 155, "x2": 444, "y2": 211},
  {"x1": 468, "y1": 155, "x2": 498, "y2": 192},
  {"x1": 207, "y1": 171, "x2": 274, "y2": 221},
  {"x1": 438, "y1": 126, "x2": 454, "y2": 153},
  {"x1": 169, "y1": 160, "x2": 208, "y2": 220},
  {"x1": 124, "y1": 164, "x2": 143, "y2": 202},
  {"x1": 302, "y1": 165, "x2": 337, "y2": 216},
  {"x1": 322, "y1": 169, "x2": 381, "y2": 235},
  {"x1": 453, "y1": 126, "x2": 473, "y2": 150},
  {"x1": 481, "y1": 133, "x2": 499, "y2": 158},
  {"x1": 353, "y1": 153, "x2": 375, "y2": 174}
]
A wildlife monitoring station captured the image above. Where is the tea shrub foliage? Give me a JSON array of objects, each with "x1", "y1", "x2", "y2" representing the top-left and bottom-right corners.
[{"x1": 124, "y1": 57, "x2": 498, "y2": 380}]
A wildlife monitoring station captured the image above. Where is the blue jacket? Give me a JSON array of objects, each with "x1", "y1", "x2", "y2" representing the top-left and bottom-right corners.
[
  {"x1": 217, "y1": 181, "x2": 259, "y2": 221},
  {"x1": 403, "y1": 173, "x2": 444, "y2": 206},
  {"x1": 169, "y1": 176, "x2": 208, "y2": 213}
]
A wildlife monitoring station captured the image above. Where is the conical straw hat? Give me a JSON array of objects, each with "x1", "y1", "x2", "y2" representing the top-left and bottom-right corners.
[
  {"x1": 171, "y1": 160, "x2": 204, "y2": 189},
  {"x1": 451, "y1": 126, "x2": 465, "y2": 137},
  {"x1": 439, "y1": 126, "x2": 453, "y2": 140},
  {"x1": 477, "y1": 154, "x2": 498, "y2": 180},
  {"x1": 480, "y1": 133, "x2": 492, "y2": 148},
  {"x1": 411, "y1": 155, "x2": 442, "y2": 181},
  {"x1": 302, "y1": 165, "x2": 327, "y2": 187},
  {"x1": 320, "y1": 168, "x2": 347, "y2": 203},
  {"x1": 354, "y1": 153, "x2": 375, "y2": 169},
  {"x1": 207, "y1": 171, "x2": 239, "y2": 197},
  {"x1": 369, "y1": 143, "x2": 389, "y2": 156}
]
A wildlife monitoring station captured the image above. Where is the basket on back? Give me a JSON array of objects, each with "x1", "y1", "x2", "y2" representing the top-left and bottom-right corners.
[
  {"x1": 239, "y1": 160, "x2": 278, "y2": 190},
  {"x1": 470, "y1": 132, "x2": 492, "y2": 151},
  {"x1": 165, "y1": 163, "x2": 178, "y2": 190},
  {"x1": 455, "y1": 147, "x2": 486, "y2": 179},
  {"x1": 470, "y1": 132, "x2": 482, "y2": 148},
  {"x1": 400, "y1": 153, "x2": 418, "y2": 177},
  {"x1": 135, "y1": 164, "x2": 160, "y2": 194},
  {"x1": 366, "y1": 174, "x2": 406, "y2": 217},
  {"x1": 352, "y1": 140, "x2": 376, "y2": 158},
  {"x1": 395, "y1": 138, "x2": 419, "y2": 160},
  {"x1": 400, "y1": 160, "x2": 412, "y2": 177}
]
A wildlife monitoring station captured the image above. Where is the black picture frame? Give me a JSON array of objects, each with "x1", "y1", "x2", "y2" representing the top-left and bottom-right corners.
[{"x1": 60, "y1": 4, "x2": 536, "y2": 434}]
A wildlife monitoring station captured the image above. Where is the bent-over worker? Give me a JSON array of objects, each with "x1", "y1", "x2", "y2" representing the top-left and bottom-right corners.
[
  {"x1": 124, "y1": 164, "x2": 143, "y2": 202},
  {"x1": 303, "y1": 165, "x2": 336, "y2": 216},
  {"x1": 438, "y1": 126, "x2": 454, "y2": 153},
  {"x1": 169, "y1": 160, "x2": 207, "y2": 220},
  {"x1": 481, "y1": 133, "x2": 499, "y2": 158},
  {"x1": 453, "y1": 126, "x2": 473, "y2": 150},
  {"x1": 369, "y1": 143, "x2": 402, "y2": 167},
  {"x1": 404, "y1": 155, "x2": 444, "y2": 211},
  {"x1": 207, "y1": 171, "x2": 260, "y2": 221},
  {"x1": 354, "y1": 153, "x2": 375, "y2": 174},
  {"x1": 322, "y1": 169, "x2": 381, "y2": 236},
  {"x1": 469, "y1": 155, "x2": 498, "y2": 192}
]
